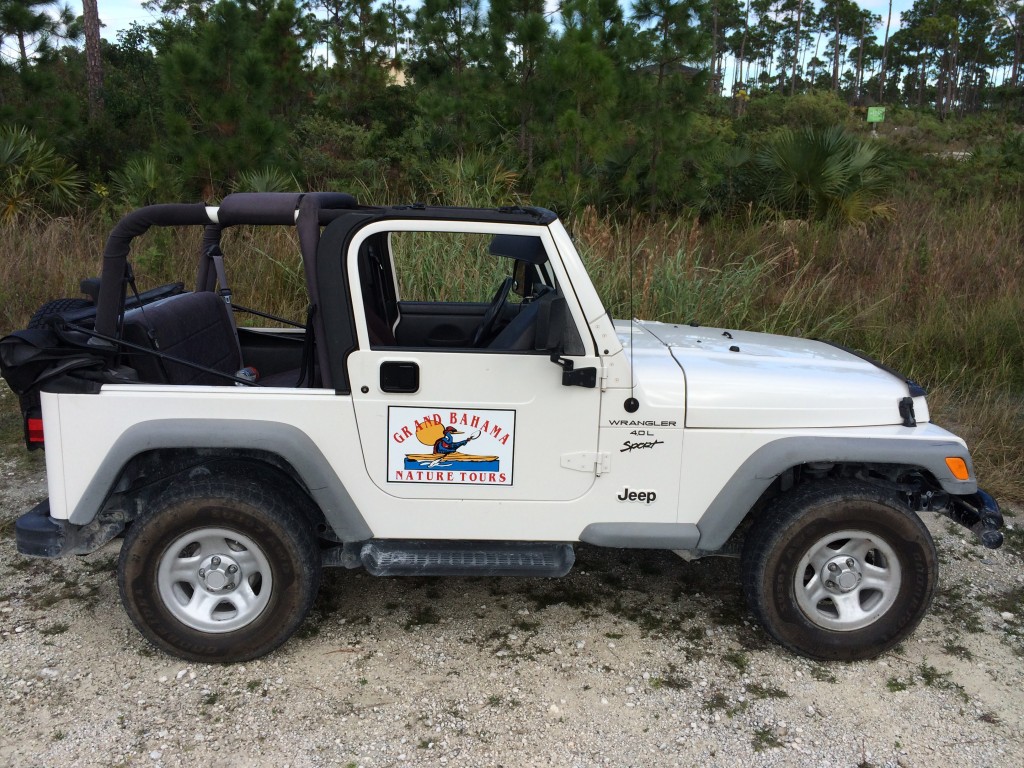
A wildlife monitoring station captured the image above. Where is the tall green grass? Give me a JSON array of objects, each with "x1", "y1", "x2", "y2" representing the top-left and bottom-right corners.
[{"x1": 1, "y1": 189, "x2": 1021, "y2": 498}]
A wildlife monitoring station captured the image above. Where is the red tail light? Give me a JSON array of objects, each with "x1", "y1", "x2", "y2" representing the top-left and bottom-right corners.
[{"x1": 27, "y1": 417, "x2": 44, "y2": 444}]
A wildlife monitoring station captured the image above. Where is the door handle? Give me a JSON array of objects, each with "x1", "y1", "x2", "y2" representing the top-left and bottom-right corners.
[{"x1": 380, "y1": 361, "x2": 419, "y2": 393}]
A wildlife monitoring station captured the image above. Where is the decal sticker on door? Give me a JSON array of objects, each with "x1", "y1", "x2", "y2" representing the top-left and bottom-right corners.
[{"x1": 388, "y1": 407, "x2": 516, "y2": 485}]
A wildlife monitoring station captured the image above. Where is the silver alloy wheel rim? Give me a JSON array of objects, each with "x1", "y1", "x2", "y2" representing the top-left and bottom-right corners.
[
  {"x1": 156, "y1": 527, "x2": 273, "y2": 633},
  {"x1": 794, "y1": 529, "x2": 901, "y2": 631}
]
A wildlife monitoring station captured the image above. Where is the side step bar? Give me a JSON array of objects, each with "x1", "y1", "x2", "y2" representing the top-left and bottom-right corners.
[{"x1": 360, "y1": 540, "x2": 575, "y2": 577}]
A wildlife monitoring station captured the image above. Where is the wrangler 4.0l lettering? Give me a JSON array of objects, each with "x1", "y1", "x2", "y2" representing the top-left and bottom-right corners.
[{"x1": 0, "y1": 193, "x2": 1003, "y2": 663}]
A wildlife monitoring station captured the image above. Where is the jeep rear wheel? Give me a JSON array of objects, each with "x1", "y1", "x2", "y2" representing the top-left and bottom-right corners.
[
  {"x1": 741, "y1": 480, "x2": 937, "y2": 661},
  {"x1": 118, "y1": 473, "x2": 320, "y2": 663}
]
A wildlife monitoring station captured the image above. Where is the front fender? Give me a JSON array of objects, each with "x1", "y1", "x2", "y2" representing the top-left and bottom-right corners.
[{"x1": 694, "y1": 433, "x2": 977, "y2": 551}]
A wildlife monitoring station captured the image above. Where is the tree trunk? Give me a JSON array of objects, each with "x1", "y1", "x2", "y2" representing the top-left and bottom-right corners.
[
  {"x1": 736, "y1": 0, "x2": 749, "y2": 88},
  {"x1": 1014, "y1": 23, "x2": 1022, "y2": 87},
  {"x1": 709, "y1": 0, "x2": 719, "y2": 94},
  {"x1": 790, "y1": 1, "x2": 803, "y2": 96},
  {"x1": 83, "y1": 0, "x2": 105, "y2": 122},
  {"x1": 832, "y1": 12, "x2": 841, "y2": 92},
  {"x1": 878, "y1": 0, "x2": 892, "y2": 102},
  {"x1": 855, "y1": 18, "x2": 865, "y2": 105}
]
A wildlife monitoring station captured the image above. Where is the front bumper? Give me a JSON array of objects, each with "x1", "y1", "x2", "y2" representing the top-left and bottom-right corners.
[
  {"x1": 935, "y1": 489, "x2": 1004, "y2": 549},
  {"x1": 15, "y1": 499, "x2": 124, "y2": 557}
]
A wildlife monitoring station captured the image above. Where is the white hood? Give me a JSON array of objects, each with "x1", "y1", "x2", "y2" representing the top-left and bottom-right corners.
[{"x1": 619, "y1": 320, "x2": 927, "y2": 429}]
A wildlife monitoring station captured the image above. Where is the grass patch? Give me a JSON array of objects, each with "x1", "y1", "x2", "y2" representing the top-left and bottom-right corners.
[
  {"x1": 702, "y1": 690, "x2": 729, "y2": 712},
  {"x1": 942, "y1": 638, "x2": 974, "y2": 661},
  {"x1": 809, "y1": 664, "x2": 837, "y2": 683},
  {"x1": 886, "y1": 676, "x2": 912, "y2": 692},
  {"x1": 933, "y1": 583, "x2": 984, "y2": 634},
  {"x1": 752, "y1": 725, "x2": 782, "y2": 752},
  {"x1": 746, "y1": 682, "x2": 788, "y2": 700},
  {"x1": 1002, "y1": 525, "x2": 1024, "y2": 559},
  {"x1": 721, "y1": 650, "x2": 750, "y2": 674}
]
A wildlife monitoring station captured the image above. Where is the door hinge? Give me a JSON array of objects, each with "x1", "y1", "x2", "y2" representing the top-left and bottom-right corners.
[{"x1": 561, "y1": 451, "x2": 610, "y2": 476}]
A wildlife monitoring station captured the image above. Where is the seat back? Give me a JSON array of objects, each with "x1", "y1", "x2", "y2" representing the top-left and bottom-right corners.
[{"x1": 121, "y1": 292, "x2": 242, "y2": 385}]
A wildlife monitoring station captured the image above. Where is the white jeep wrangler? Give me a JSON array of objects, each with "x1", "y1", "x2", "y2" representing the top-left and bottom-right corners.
[{"x1": 0, "y1": 192, "x2": 1003, "y2": 663}]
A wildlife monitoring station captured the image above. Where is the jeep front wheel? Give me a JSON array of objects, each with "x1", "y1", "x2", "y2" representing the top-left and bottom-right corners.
[
  {"x1": 741, "y1": 480, "x2": 937, "y2": 661},
  {"x1": 118, "y1": 473, "x2": 320, "y2": 663}
]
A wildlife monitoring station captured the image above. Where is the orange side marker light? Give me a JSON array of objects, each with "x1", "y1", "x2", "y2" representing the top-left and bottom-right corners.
[{"x1": 945, "y1": 457, "x2": 970, "y2": 481}]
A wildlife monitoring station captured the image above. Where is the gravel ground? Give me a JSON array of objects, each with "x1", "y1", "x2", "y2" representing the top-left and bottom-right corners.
[{"x1": 2, "y1": 391, "x2": 1023, "y2": 767}]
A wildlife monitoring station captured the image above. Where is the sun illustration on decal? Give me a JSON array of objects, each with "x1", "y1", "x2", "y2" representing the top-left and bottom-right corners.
[
  {"x1": 414, "y1": 420, "x2": 446, "y2": 447},
  {"x1": 405, "y1": 421, "x2": 498, "y2": 470}
]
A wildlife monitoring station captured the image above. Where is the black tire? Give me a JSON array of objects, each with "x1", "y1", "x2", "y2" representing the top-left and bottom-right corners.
[
  {"x1": 27, "y1": 298, "x2": 93, "y2": 329},
  {"x1": 741, "y1": 480, "x2": 937, "y2": 661},
  {"x1": 118, "y1": 471, "x2": 321, "y2": 663}
]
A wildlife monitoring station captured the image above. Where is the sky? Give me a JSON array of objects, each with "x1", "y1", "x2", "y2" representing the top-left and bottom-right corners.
[{"x1": 80, "y1": 0, "x2": 915, "y2": 45}]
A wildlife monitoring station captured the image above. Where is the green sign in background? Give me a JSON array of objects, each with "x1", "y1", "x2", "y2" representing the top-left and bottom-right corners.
[{"x1": 867, "y1": 106, "x2": 886, "y2": 123}]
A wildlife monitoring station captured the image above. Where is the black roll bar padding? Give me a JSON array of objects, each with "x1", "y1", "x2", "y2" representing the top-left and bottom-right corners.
[
  {"x1": 95, "y1": 203, "x2": 213, "y2": 337},
  {"x1": 94, "y1": 193, "x2": 359, "y2": 344},
  {"x1": 197, "y1": 223, "x2": 224, "y2": 292},
  {"x1": 297, "y1": 194, "x2": 332, "y2": 388}
]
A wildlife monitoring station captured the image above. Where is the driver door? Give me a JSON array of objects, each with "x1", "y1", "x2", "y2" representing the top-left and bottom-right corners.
[{"x1": 347, "y1": 223, "x2": 602, "y2": 520}]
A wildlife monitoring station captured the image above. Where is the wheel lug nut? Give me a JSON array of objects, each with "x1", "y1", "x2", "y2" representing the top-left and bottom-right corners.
[
  {"x1": 227, "y1": 565, "x2": 238, "y2": 574},
  {"x1": 845, "y1": 558, "x2": 855, "y2": 568},
  {"x1": 211, "y1": 556, "x2": 221, "y2": 567},
  {"x1": 225, "y1": 582, "x2": 234, "y2": 589},
  {"x1": 826, "y1": 580, "x2": 837, "y2": 589},
  {"x1": 198, "y1": 568, "x2": 206, "y2": 577},
  {"x1": 827, "y1": 563, "x2": 839, "y2": 573}
]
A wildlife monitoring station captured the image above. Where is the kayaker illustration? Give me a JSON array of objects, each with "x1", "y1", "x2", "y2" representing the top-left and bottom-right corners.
[
  {"x1": 433, "y1": 426, "x2": 478, "y2": 455},
  {"x1": 405, "y1": 421, "x2": 499, "y2": 471}
]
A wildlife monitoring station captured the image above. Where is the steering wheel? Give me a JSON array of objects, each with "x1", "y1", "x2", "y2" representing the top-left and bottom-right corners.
[{"x1": 472, "y1": 276, "x2": 515, "y2": 347}]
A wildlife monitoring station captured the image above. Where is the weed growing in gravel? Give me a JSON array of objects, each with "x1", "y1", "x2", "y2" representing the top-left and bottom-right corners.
[
  {"x1": 1002, "y1": 525, "x2": 1024, "y2": 558},
  {"x1": 886, "y1": 676, "x2": 912, "y2": 692},
  {"x1": 979, "y1": 711, "x2": 1001, "y2": 725},
  {"x1": 809, "y1": 664, "x2": 837, "y2": 683},
  {"x1": 982, "y1": 585, "x2": 1024, "y2": 656},
  {"x1": 679, "y1": 625, "x2": 705, "y2": 643},
  {"x1": 983, "y1": 585, "x2": 1024, "y2": 615},
  {"x1": 917, "y1": 662, "x2": 969, "y2": 702},
  {"x1": 524, "y1": 582, "x2": 601, "y2": 611},
  {"x1": 751, "y1": 725, "x2": 782, "y2": 752},
  {"x1": 52, "y1": 729, "x2": 65, "y2": 741},
  {"x1": 39, "y1": 622, "x2": 70, "y2": 636},
  {"x1": 29, "y1": 579, "x2": 100, "y2": 610},
  {"x1": 202, "y1": 692, "x2": 219, "y2": 706},
  {"x1": 722, "y1": 650, "x2": 750, "y2": 673},
  {"x1": 703, "y1": 690, "x2": 729, "y2": 712},
  {"x1": 941, "y1": 634, "x2": 975, "y2": 661},
  {"x1": 246, "y1": 680, "x2": 261, "y2": 692},
  {"x1": 933, "y1": 583, "x2": 984, "y2": 633},
  {"x1": 746, "y1": 682, "x2": 789, "y2": 700}
]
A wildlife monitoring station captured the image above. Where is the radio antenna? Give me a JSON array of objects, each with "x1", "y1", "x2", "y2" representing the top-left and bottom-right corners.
[{"x1": 625, "y1": 241, "x2": 639, "y2": 413}]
